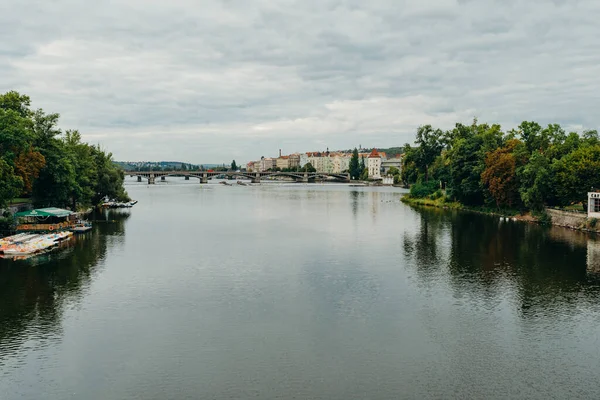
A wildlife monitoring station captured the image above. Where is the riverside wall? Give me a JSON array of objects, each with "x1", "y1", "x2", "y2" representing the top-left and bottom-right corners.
[{"x1": 546, "y1": 208, "x2": 592, "y2": 231}]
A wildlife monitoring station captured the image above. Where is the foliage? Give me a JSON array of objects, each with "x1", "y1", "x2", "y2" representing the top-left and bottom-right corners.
[
  {"x1": 481, "y1": 139, "x2": 522, "y2": 208},
  {"x1": 533, "y1": 210, "x2": 553, "y2": 226},
  {"x1": 588, "y1": 218, "x2": 598, "y2": 228},
  {"x1": 359, "y1": 167, "x2": 368, "y2": 181},
  {"x1": 0, "y1": 91, "x2": 129, "y2": 209},
  {"x1": 349, "y1": 148, "x2": 360, "y2": 180},
  {"x1": 388, "y1": 166, "x2": 400, "y2": 176},
  {"x1": 303, "y1": 162, "x2": 316, "y2": 173},
  {"x1": 414, "y1": 125, "x2": 444, "y2": 181},
  {"x1": 0, "y1": 159, "x2": 23, "y2": 207},
  {"x1": 409, "y1": 181, "x2": 439, "y2": 199},
  {"x1": 552, "y1": 144, "x2": 600, "y2": 206},
  {"x1": 403, "y1": 118, "x2": 600, "y2": 214},
  {"x1": 0, "y1": 215, "x2": 14, "y2": 231},
  {"x1": 231, "y1": 160, "x2": 237, "y2": 171}
]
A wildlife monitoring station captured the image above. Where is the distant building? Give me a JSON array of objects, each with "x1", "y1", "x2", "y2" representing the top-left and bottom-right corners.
[
  {"x1": 382, "y1": 154, "x2": 403, "y2": 175},
  {"x1": 368, "y1": 149, "x2": 382, "y2": 180},
  {"x1": 276, "y1": 156, "x2": 290, "y2": 170},
  {"x1": 299, "y1": 153, "x2": 309, "y2": 169},
  {"x1": 288, "y1": 153, "x2": 301, "y2": 169},
  {"x1": 258, "y1": 157, "x2": 276, "y2": 172}
]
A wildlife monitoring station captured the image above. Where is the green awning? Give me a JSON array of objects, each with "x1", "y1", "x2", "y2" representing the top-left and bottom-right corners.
[{"x1": 15, "y1": 208, "x2": 74, "y2": 218}]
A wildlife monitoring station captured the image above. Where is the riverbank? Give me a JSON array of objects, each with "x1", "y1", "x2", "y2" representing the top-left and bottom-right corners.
[{"x1": 399, "y1": 195, "x2": 600, "y2": 230}]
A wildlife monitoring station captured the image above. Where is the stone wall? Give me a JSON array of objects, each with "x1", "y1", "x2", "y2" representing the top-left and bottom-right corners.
[{"x1": 547, "y1": 208, "x2": 589, "y2": 230}]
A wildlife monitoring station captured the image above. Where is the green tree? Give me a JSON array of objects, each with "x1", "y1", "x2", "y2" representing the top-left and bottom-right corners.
[
  {"x1": 303, "y1": 163, "x2": 316, "y2": 173},
  {"x1": 552, "y1": 144, "x2": 600, "y2": 207},
  {"x1": 388, "y1": 166, "x2": 400, "y2": 176},
  {"x1": 0, "y1": 159, "x2": 23, "y2": 207},
  {"x1": 445, "y1": 122, "x2": 504, "y2": 205},
  {"x1": 360, "y1": 167, "x2": 369, "y2": 181},
  {"x1": 518, "y1": 151, "x2": 552, "y2": 210},
  {"x1": 414, "y1": 125, "x2": 444, "y2": 181},
  {"x1": 231, "y1": 160, "x2": 237, "y2": 171},
  {"x1": 349, "y1": 148, "x2": 360, "y2": 180}
]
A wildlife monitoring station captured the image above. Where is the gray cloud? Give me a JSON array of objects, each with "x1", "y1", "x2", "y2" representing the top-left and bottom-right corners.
[{"x1": 1, "y1": 0, "x2": 599, "y2": 162}]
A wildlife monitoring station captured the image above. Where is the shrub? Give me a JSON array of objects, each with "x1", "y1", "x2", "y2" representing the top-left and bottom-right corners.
[
  {"x1": 533, "y1": 210, "x2": 552, "y2": 226},
  {"x1": 410, "y1": 181, "x2": 439, "y2": 199},
  {"x1": 589, "y1": 218, "x2": 598, "y2": 228},
  {"x1": 0, "y1": 216, "x2": 14, "y2": 232}
]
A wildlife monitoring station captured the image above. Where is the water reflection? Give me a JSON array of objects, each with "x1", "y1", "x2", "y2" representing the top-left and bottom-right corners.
[
  {"x1": 403, "y1": 206, "x2": 600, "y2": 311},
  {"x1": 0, "y1": 210, "x2": 129, "y2": 365}
]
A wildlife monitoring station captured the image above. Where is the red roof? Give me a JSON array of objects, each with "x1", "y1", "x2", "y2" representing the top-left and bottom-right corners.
[{"x1": 368, "y1": 149, "x2": 381, "y2": 158}]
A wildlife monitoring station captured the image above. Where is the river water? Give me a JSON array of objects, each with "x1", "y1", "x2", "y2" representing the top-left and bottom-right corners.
[{"x1": 1, "y1": 179, "x2": 600, "y2": 399}]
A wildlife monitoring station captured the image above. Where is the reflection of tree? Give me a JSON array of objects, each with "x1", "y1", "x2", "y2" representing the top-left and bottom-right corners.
[
  {"x1": 403, "y1": 208, "x2": 451, "y2": 278},
  {"x1": 0, "y1": 210, "x2": 129, "y2": 362},
  {"x1": 404, "y1": 207, "x2": 600, "y2": 316},
  {"x1": 350, "y1": 190, "x2": 365, "y2": 219}
]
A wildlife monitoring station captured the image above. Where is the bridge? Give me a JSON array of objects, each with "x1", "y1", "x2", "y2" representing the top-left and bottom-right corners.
[{"x1": 128, "y1": 171, "x2": 351, "y2": 184}]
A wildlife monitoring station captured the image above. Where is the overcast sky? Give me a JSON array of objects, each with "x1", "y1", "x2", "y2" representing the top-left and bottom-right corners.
[{"x1": 1, "y1": 0, "x2": 599, "y2": 163}]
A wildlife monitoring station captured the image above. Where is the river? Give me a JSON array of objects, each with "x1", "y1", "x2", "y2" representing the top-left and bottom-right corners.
[{"x1": 1, "y1": 179, "x2": 600, "y2": 399}]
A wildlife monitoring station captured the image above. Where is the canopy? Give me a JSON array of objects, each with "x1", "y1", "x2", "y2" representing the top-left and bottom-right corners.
[{"x1": 15, "y1": 208, "x2": 74, "y2": 218}]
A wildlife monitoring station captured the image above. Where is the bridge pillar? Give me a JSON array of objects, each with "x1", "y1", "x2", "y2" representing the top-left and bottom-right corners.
[
  {"x1": 137, "y1": 176, "x2": 142, "y2": 182},
  {"x1": 201, "y1": 173, "x2": 208, "y2": 184},
  {"x1": 302, "y1": 173, "x2": 309, "y2": 183},
  {"x1": 148, "y1": 177, "x2": 155, "y2": 184},
  {"x1": 345, "y1": 173, "x2": 351, "y2": 182},
  {"x1": 251, "y1": 173, "x2": 261, "y2": 184},
  {"x1": 161, "y1": 176, "x2": 166, "y2": 181},
  {"x1": 185, "y1": 176, "x2": 190, "y2": 180}
]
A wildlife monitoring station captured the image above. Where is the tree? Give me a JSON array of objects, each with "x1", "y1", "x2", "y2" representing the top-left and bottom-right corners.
[
  {"x1": 445, "y1": 122, "x2": 504, "y2": 205},
  {"x1": 552, "y1": 144, "x2": 600, "y2": 207},
  {"x1": 349, "y1": 148, "x2": 360, "y2": 180},
  {"x1": 231, "y1": 160, "x2": 237, "y2": 171},
  {"x1": 0, "y1": 159, "x2": 23, "y2": 207},
  {"x1": 360, "y1": 167, "x2": 369, "y2": 181},
  {"x1": 14, "y1": 146, "x2": 46, "y2": 195},
  {"x1": 414, "y1": 125, "x2": 444, "y2": 181},
  {"x1": 303, "y1": 163, "x2": 316, "y2": 173},
  {"x1": 518, "y1": 151, "x2": 552, "y2": 210},
  {"x1": 481, "y1": 139, "x2": 523, "y2": 208},
  {"x1": 388, "y1": 166, "x2": 400, "y2": 176},
  {"x1": 360, "y1": 155, "x2": 365, "y2": 171},
  {"x1": 181, "y1": 163, "x2": 187, "y2": 171}
]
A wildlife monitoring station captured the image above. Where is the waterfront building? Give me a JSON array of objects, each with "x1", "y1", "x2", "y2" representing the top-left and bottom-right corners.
[
  {"x1": 588, "y1": 192, "x2": 600, "y2": 218},
  {"x1": 276, "y1": 156, "x2": 290, "y2": 170},
  {"x1": 288, "y1": 153, "x2": 301, "y2": 169},
  {"x1": 332, "y1": 154, "x2": 351, "y2": 173},
  {"x1": 299, "y1": 153, "x2": 309, "y2": 169},
  {"x1": 382, "y1": 154, "x2": 403, "y2": 174},
  {"x1": 368, "y1": 149, "x2": 382, "y2": 180}
]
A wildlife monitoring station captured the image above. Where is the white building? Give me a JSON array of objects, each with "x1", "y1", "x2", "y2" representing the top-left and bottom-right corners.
[
  {"x1": 368, "y1": 149, "x2": 382, "y2": 179},
  {"x1": 299, "y1": 153, "x2": 309, "y2": 169},
  {"x1": 332, "y1": 154, "x2": 351, "y2": 173},
  {"x1": 382, "y1": 155, "x2": 403, "y2": 175},
  {"x1": 588, "y1": 192, "x2": 600, "y2": 218}
]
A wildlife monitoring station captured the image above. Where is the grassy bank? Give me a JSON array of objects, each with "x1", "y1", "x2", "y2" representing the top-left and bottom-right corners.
[
  {"x1": 9, "y1": 198, "x2": 32, "y2": 205},
  {"x1": 401, "y1": 195, "x2": 527, "y2": 219}
]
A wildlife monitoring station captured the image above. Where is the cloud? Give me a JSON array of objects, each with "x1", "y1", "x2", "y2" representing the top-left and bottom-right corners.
[{"x1": 1, "y1": 0, "x2": 599, "y2": 162}]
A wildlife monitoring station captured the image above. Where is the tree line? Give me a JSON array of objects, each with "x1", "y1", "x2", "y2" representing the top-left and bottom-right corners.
[
  {"x1": 401, "y1": 119, "x2": 600, "y2": 211},
  {"x1": 0, "y1": 91, "x2": 129, "y2": 210}
]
